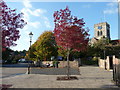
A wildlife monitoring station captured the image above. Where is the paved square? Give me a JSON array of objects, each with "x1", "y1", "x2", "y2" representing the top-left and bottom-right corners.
[{"x1": 1, "y1": 66, "x2": 120, "y2": 88}]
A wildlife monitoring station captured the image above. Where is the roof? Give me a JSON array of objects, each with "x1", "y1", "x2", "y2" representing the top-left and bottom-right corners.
[
  {"x1": 111, "y1": 39, "x2": 120, "y2": 45},
  {"x1": 111, "y1": 39, "x2": 120, "y2": 43}
]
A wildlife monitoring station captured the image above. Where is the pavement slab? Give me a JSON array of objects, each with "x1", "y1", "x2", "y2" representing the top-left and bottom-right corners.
[{"x1": 1, "y1": 66, "x2": 120, "y2": 88}]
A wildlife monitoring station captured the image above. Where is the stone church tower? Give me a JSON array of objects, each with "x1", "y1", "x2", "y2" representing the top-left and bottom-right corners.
[
  {"x1": 90, "y1": 22, "x2": 110, "y2": 45},
  {"x1": 94, "y1": 22, "x2": 110, "y2": 40}
]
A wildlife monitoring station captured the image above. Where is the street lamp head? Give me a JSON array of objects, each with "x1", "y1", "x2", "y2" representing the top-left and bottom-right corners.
[{"x1": 29, "y1": 32, "x2": 33, "y2": 38}]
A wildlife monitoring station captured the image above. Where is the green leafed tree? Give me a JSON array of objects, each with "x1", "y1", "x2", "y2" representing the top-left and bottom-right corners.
[
  {"x1": 32, "y1": 31, "x2": 58, "y2": 61},
  {"x1": 93, "y1": 37, "x2": 109, "y2": 50},
  {"x1": 92, "y1": 37, "x2": 110, "y2": 59},
  {"x1": 25, "y1": 42, "x2": 37, "y2": 61}
]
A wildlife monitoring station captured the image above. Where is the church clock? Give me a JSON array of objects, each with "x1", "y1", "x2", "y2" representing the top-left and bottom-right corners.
[{"x1": 98, "y1": 26, "x2": 102, "y2": 29}]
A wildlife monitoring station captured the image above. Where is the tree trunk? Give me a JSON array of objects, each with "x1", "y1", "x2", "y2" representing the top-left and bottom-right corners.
[{"x1": 67, "y1": 50, "x2": 70, "y2": 78}]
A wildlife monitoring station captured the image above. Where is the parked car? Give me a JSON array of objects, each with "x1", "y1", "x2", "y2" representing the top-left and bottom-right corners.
[
  {"x1": 27, "y1": 60, "x2": 33, "y2": 63},
  {"x1": 18, "y1": 58, "x2": 26, "y2": 62},
  {"x1": 57, "y1": 56, "x2": 63, "y2": 61}
]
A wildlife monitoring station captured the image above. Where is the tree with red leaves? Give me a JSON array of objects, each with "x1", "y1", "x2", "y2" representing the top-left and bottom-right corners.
[
  {"x1": 53, "y1": 6, "x2": 89, "y2": 78},
  {"x1": 0, "y1": 0, "x2": 27, "y2": 51}
]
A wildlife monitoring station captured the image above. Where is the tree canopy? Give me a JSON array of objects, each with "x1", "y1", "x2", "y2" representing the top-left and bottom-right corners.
[
  {"x1": 93, "y1": 37, "x2": 109, "y2": 50},
  {"x1": 27, "y1": 31, "x2": 58, "y2": 61},
  {"x1": 53, "y1": 6, "x2": 89, "y2": 52},
  {"x1": 1, "y1": 0, "x2": 27, "y2": 51}
]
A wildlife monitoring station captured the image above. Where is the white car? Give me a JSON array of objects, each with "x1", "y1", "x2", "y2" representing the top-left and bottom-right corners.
[{"x1": 18, "y1": 59, "x2": 26, "y2": 62}]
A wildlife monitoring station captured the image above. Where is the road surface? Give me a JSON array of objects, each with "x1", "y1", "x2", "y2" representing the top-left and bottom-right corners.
[{"x1": 1, "y1": 63, "x2": 28, "y2": 78}]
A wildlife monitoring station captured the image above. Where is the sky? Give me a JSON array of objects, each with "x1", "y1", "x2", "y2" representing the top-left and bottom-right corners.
[{"x1": 4, "y1": 0, "x2": 119, "y2": 51}]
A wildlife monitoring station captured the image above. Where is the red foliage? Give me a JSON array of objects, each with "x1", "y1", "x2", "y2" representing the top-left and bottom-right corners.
[
  {"x1": 53, "y1": 6, "x2": 89, "y2": 52},
  {"x1": 0, "y1": 0, "x2": 27, "y2": 51}
]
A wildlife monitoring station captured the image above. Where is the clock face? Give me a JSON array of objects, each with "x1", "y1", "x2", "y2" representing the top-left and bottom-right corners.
[{"x1": 98, "y1": 26, "x2": 102, "y2": 29}]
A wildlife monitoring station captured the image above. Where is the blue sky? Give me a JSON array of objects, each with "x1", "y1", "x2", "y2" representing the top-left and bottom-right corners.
[{"x1": 4, "y1": 0, "x2": 118, "y2": 51}]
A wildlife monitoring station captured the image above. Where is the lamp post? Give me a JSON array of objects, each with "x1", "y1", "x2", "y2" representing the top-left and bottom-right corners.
[
  {"x1": 29, "y1": 32, "x2": 33, "y2": 48},
  {"x1": 27, "y1": 32, "x2": 33, "y2": 74}
]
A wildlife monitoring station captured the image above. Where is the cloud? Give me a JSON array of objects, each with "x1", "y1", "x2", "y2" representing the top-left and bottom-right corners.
[
  {"x1": 29, "y1": 22, "x2": 41, "y2": 28},
  {"x1": 21, "y1": 0, "x2": 48, "y2": 28},
  {"x1": 103, "y1": 2, "x2": 118, "y2": 14},
  {"x1": 21, "y1": 0, "x2": 46, "y2": 30},
  {"x1": 11, "y1": 0, "x2": 52, "y2": 51},
  {"x1": 103, "y1": 8, "x2": 118, "y2": 14},
  {"x1": 107, "y1": 2, "x2": 115, "y2": 7},
  {"x1": 21, "y1": 8, "x2": 47, "y2": 19},
  {"x1": 44, "y1": 20, "x2": 51, "y2": 28},
  {"x1": 21, "y1": 8, "x2": 30, "y2": 22},
  {"x1": 42, "y1": 16, "x2": 52, "y2": 28},
  {"x1": 23, "y1": 0, "x2": 32, "y2": 8},
  {"x1": 31, "y1": 9, "x2": 47, "y2": 16},
  {"x1": 23, "y1": 8, "x2": 47, "y2": 17}
]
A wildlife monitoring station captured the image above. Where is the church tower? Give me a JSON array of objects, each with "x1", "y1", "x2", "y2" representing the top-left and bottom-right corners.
[{"x1": 94, "y1": 22, "x2": 110, "y2": 40}]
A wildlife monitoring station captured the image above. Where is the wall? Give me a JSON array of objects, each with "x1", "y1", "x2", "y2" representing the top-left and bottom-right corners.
[
  {"x1": 113, "y1": 56, "x2": 119, "y2": 65},
  {"x1": 99, "y1": 58, "x2": 105, "y2": 68},
  {"x1": 99, "y1": 55, "x2": 120, "y2": 71},
  {"x1": 58, "y1": 61, "x2": 78, "y2": 68},
  {"x1": 41, "y1": 60, "x2": 78, "y2": 68},
  {"x1": 119, "y1": 60, "x2": 120, "y2": 64},
  {"x1": 106, "y1": 56, "x2": 110, "y2": 70}
]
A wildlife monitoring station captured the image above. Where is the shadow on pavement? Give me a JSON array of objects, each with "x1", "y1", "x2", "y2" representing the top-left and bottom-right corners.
[
  {"x1": 1, "y1": 73, "x2": 25, "y2": 78},
  {"x1": 80, "y1": 65, "x2": 99, "y2": 67},
  {"x1": 100, "y1": 84, "x2": 119, "y2": 88},
  {"x1": 78, "y1": 77, "x2": 111, "y2": 79}
]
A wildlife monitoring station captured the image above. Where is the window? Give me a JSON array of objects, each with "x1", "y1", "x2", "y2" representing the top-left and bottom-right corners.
[
  {"x1": 97, "y1": 31, "x2": 100, "y2": 36},
  {"x1": 98, "y1": 26, "x2": 102, "y2": 29},
  {"x1": 100, "y1": 31, "x2": 102, "y2": 36}
]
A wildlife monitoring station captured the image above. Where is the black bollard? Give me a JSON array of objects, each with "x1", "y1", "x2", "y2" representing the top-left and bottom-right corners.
[{"x1": 28, "y1": 64, "x2": 30, "y2": 74}]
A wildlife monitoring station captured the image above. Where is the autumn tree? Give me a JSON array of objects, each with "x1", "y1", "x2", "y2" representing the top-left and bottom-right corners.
[
  {"x1": 53, "y1": 6, "x2": 89, "y2": 78},
  {"x1": 0, "y1": 0, "x2": 27, "y2": 51},
  {"x1": 33, "y1": 31, "x2": 58, "y2": 61}
]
